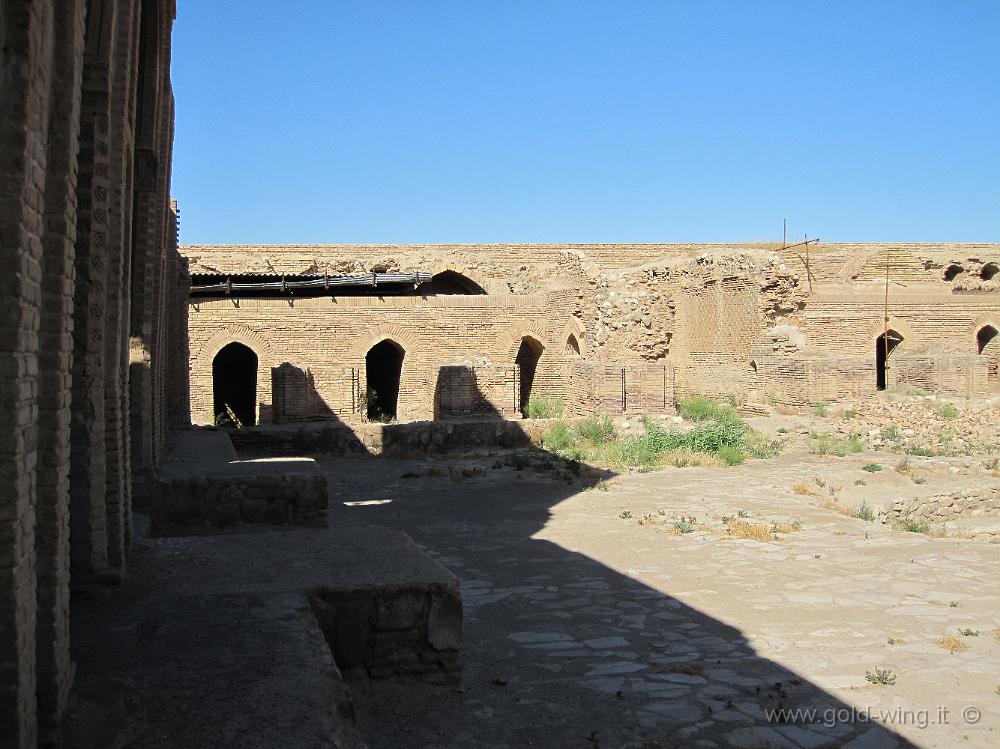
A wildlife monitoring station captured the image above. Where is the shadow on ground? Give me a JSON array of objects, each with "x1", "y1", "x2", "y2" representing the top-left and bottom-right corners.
[{"x1": 319, "y1": 445, "x2": 914, "y2": 749}]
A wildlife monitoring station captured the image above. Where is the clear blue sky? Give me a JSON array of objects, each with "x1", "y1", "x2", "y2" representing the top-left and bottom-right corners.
[{"x1": 171, "y1": 1, "x2": 999, "y2": 244}]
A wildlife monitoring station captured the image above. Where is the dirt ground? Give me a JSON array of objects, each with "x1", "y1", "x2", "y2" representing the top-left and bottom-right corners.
[{"x1": 325, "y1": 410, "x2": 999, "y2": 749}]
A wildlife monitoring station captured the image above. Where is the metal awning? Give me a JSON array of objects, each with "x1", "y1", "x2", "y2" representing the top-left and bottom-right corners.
[{"x1": 190, "y1": 271, "x2": 433, "y2": 296}]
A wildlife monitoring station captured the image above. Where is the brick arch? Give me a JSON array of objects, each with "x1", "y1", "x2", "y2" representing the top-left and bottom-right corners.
[
  {"x1": 426, "y1": 265, "x2": 488, "y2": 294},
  {"x1": 195, "y1": 325, "x2": 279, "y2": 372},
  {"x1": 190, "y1": 326, "x2": 279, "y2": 425},
  {"x1": 862, "y1": 317, "x2": 916, "y2": 347},
  {"x1": 970, "y1": 315, "x2": 1000, "y2": 355},
  {"x1": 561, "y1": 318, "x2": 587, "y2": 356},
  {"x1": 501, "y1": 329, "x2": 548, "y2": 361},
  {"x1": 350, "y1": 327, "x2": 419, "y2": 361}
]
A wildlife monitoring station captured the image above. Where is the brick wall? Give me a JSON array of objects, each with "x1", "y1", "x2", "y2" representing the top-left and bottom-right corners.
[{"x1": 0, "y1": 1, "x2": 181, "y2": 744}]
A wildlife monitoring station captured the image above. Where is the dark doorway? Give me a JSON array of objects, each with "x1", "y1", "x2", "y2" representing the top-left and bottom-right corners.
[
  {"x1": 566, "y1": 334, "x2": 581, "y2": 356},
  {"x1": 977, "y1": 325, "x2": 998, "y2": 355},
  {"x1": 982, "y1": 263, "x2": 999, "y2": 281},
  {"x1": 875, "y1": 330, "x2": 904, "y2": 390},
  {"x1": 943, "y1": 264, "x2": 964, "y2": 281},
  {"x1": 980, "y1": 325, "x2": 999, "y2": 383},
  {"x1": 213, "y1": 342, "x2": 258, "y2": 426},
  {"x1": 515, "y1": 337, "x2": 543, "y2": 417},
  {"x1": 365, "y1": 340, "x2": 404, "y2": 421}
]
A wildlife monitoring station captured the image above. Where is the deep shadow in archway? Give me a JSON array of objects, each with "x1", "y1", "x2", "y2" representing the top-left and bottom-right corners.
[
  {"x1": 213, "y1": 342, "x2": 258, "y2": 426},
  {"x1": 565, "y1": 333, "x2": 581, "y2": 356},
  {"x1": 366, "y1": 340, "x2": 404, "y2": 421},
  {"x1": 418, "y1": 270, "x2": 487, "y2": 295},
  {"x1": 515, "y1": 336, "x2": 543, "y2": 417},
  {"x1": 977, "y1": 325, "x2": 997, "y2": 355},
  {"x1": 875, "y1": 330, "x2": 903, "y2": 390}
]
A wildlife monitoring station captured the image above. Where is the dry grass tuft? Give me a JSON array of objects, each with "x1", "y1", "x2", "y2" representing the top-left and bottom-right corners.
[
  {"x1": 771, "y1": 521, "x2": 803, "y2": 534},
  {"x1": 793, "y1": 481, "x2": 819, "y2": 496},
  {"x1": 724, "y1": 519, "x2": 775, "y2": 542},
  {"x1": 935, "y1": 635, "x2": 968, "y2": 653},
  {"x1": 824, "y1": 499, "x2": 853, "y2": 517}
]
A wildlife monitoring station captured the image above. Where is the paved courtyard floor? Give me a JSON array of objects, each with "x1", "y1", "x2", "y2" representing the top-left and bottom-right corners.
[{"x1": 325, "y1": 441, "x2": 1000, "y2": 748}]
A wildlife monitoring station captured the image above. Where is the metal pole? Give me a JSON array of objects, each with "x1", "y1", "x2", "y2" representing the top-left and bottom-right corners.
[
  {"x1": 782, "y1": 219, "x2": 787, "y2": 248},
  {"x1": 883, "y1": 249, "x2": 891, "y2": 387},
  {"x1": 804, "y1": 234, "x2": 812, "y2": 293}
]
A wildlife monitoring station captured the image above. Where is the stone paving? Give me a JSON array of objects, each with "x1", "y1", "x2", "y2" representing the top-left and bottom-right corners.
[{"x1": 324, "y1": 446, "x2": 1000, "y2": 748}]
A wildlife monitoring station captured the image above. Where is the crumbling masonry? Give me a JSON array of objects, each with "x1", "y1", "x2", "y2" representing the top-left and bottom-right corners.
[{"x1": 183, "y1": 243, "x2": 999, "y2": 427}]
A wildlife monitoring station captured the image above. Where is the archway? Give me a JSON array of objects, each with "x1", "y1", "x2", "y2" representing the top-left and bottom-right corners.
[
  {"x1": 978, "y1": 325, "x2": 998, "y2": 384},
  {"x1": 566, "y1": 334, "x2": 581, "y2": 356},
  {"x1": 981, "y1": 263, "x2": 999, "y2": 281},
  {"x1": 419, "y1": 270, "x2": 486, "y2": 295},
  {"x1": 875, "y1": 330, "x2": 904, "y2": 391},
  {"x1": 977, "y1": 325, "x2": 998, "y2": 355},
  {"x1": 365, "y1": 339, "x2": 404, "y2": 421},
  {"x1": 943, "y1": 264, "x2": 964, "y2": 281},
  {"x1": 213, "y1": 342, "x2": 258, "y2": 426},
  {"x1": 515, "y1": 337, "x2": 543, "y2": 416}
]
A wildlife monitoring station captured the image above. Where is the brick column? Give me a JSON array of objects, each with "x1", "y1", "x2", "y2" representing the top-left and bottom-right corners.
[
  {"x1": 35, "y1": 1, "x2": 88, "y2": 741},
  {"x1": 101, "y1": 0, "x2": 140, "y2": 571},
  {"x1": 0, "y1": 3, "x2": 54, "y2": 745},
  {"x1": 69, "y1": 0, "x2": 118, "y2": 580}
]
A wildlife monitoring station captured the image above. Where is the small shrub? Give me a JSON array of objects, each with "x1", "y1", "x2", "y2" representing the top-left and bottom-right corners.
[
  {"x1": 937, "y1": 404, "x2": 959, "y2": 419},
  {"x1": 793, "y1": 481, "x2": 818, "y2": 496},
  {"x1": 678, "y1": 396, "x2": 730, "y2": 422},
  {"x1": 672, "y1": 518, "x2": 697, "y2": 534},
  {"x1": 854, "y1": 479, "x2": 867, "y2": 486},
  {"x1": 894, "y1": 459, "x2": 911, "y2": 474},
  {"x1": 716, "y1": 445, "x2": 745, "y2": 466},
  {"x1": 913, "y1": 477, "x2": 927, "y2": 484},
  {"x1": 843, "y1": 409, "x2": 857, "y2": 420},
  {"x1": 542, "y1": 422, "x2": 577, "y2": 452},
  {"x1": 777, "y1": 427, "x2": 789, "y2": 434},
  {"x1": 862, "y1": 463, "x2": 882, "y2": 473},
  {"x1": 881, "y1": 425, "x2": 900, "y2": 441},
  {"x1": 852, "y1": 502, "x2": 877, "y2": 522},
  {"x1": 865, "y1": 667, "x2": 897, "y2": 686},
  {"x1": 900, "y1": 519, "x2": 929, "y2": 533},
  {"x1": 577, "y1": 416, "x2": 616, "y2": 444},
  {"x1": 984, "y1": 456, "x2": 1000, "y2": 471},
  {"x1": 618, "y1": 510, "x2": 632, "y2": 520},
  {"x1": 907, "y1": 445, "x2": 936, "y2": 457},
  {"x1": 525, "y1": 396, "x2": 565, "y2": 419},
  {"x1": 812, "y1": 402, "x2": 829, "y2": 417},
  {"x1": 809, "y1": 432, "x2": 863, "y2": 456}
]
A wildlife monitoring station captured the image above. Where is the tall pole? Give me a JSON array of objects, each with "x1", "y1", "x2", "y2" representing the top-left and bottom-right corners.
[
  {"x1": 782, "y1": 219, "x2": 787, "y2": 248},
  {"x1": 884, "y1": 248, "x2": 891, "y2": 385}
]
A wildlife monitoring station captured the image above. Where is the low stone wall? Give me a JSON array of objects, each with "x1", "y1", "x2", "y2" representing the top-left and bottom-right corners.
[
  {"x1": 887, "y1": 487, "x2": 1000, "y2": 524},
  {"x1": 152, "y1": 430, "x2": 329, "y2": 534},
  {"x1": 310, "y1": 582, "x2": 462, "y2": 684},
  {"x1": 228, "y1": 417, "x2": 582, "y2": 457},
  {"x1": 152, "y1": 468, "x2": 329, "y2": 534}
]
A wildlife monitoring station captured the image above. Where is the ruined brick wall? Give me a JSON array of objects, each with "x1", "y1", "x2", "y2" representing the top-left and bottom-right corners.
[
  {"x1": 182, "y1": 243, "x2": 998, "y2": 422},
  {"x1": 0, "y1": 2, "x2": 182, "y2": 745}
]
